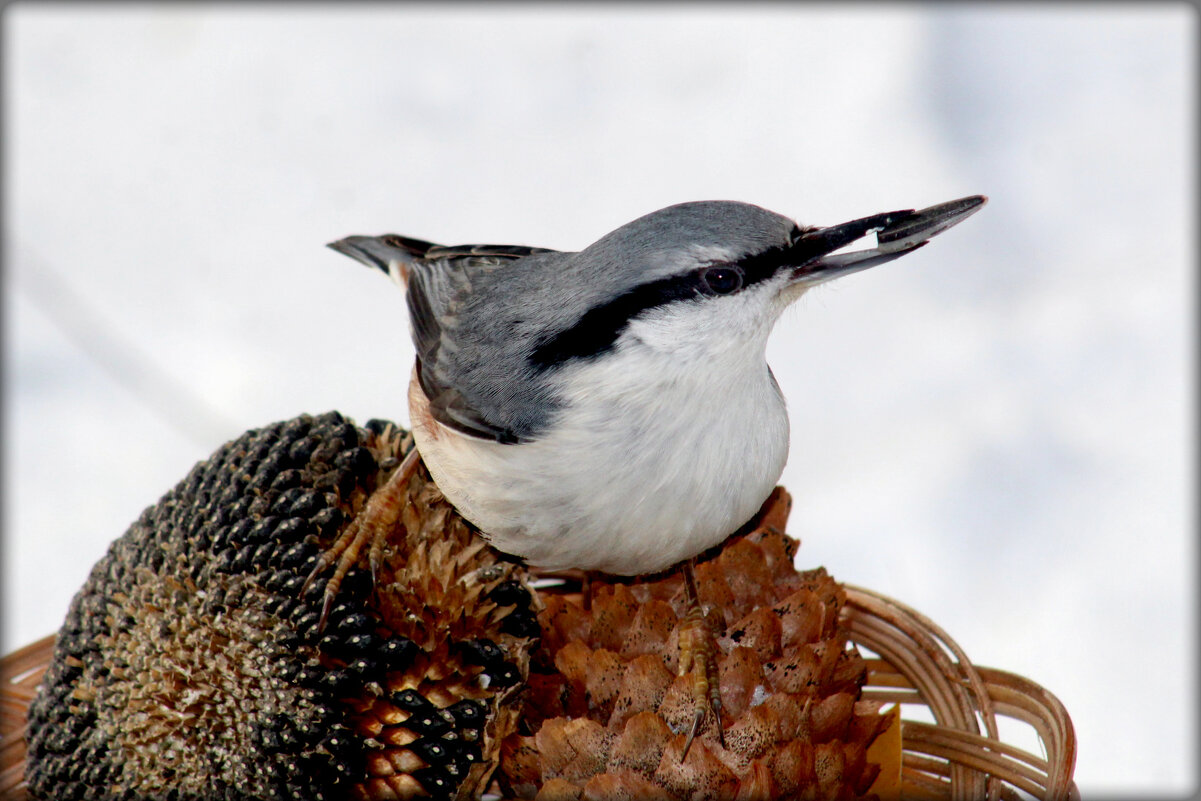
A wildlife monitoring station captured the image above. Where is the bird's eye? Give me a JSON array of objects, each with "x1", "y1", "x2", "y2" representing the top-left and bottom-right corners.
[{"x1": 701, "y1": 266, "x2": 743, "y2": 295}]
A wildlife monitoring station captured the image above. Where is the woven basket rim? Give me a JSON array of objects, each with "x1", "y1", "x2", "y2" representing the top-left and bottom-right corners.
[{"x1": 842, "y1": 584, "x2": 1078, "y2": 801}]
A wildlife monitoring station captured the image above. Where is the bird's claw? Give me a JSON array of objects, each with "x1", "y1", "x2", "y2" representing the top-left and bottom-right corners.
[
  {"x1": 300, "y1": 447, "x2": 419, "y2": 634},
  {"x1": 678, "y1": 605, "x2": 724, "y2": 761},
  {"x1": 681, "y1": 708, "x2": 705, "y2": 763},
  {"x1": 678, "y1": 562, "x2": 724, "y2": 762}
]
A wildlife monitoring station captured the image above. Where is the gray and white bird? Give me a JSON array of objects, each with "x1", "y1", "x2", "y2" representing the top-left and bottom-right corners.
[
  {"x1": 324, "y1": 195, "x2": 985, "y2": 577},
  {"x1": 315, "y1": 195, "x2": 985, "y2": 758}
]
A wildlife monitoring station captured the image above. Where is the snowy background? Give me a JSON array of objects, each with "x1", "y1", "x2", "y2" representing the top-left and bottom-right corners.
[{"x1": 4, "y1": 4, "x2": 1194, "y2": 796}]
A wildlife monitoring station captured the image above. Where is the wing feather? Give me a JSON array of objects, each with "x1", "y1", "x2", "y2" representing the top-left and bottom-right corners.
[{"x1": 405, "y1": 244, "x2": 558, "y2": 443}]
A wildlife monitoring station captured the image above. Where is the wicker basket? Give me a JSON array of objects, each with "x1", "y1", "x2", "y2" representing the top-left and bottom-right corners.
[
  {"x1": 842, "y1": 586, "x2": 1077, "y2": 800},
  {"x1": 0, "y1": 584, "x2": 1076, "y2": 801},
  {"x1": 1, "y1": 636, "x2": 50, "y2": 801}
]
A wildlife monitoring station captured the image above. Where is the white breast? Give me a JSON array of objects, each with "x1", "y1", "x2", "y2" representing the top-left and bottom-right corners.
[{"x1": 409, "y1": 305, "x2": 791, "y2": 575}]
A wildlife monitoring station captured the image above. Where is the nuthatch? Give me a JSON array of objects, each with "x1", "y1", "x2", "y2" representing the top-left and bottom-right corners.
[{"x1": 320, "y1": 195, "x2": 986, "y2": 756}]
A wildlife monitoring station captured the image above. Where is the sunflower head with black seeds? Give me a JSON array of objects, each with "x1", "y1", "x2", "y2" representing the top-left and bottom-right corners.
[{"x1": 25, "y1": 412, "x2": 539, "y2": 801}]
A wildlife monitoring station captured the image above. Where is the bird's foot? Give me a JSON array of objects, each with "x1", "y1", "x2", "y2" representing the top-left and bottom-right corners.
[
  {"x1": 678, "y1": 560, "x2": 725, "y2": 761},
  {"x1": 301, "y1": 446, "x2": 420, "y2": 632}
]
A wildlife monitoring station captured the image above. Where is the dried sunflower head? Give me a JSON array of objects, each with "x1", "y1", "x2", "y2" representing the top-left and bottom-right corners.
[{"x1": 26, "y1": 412, "x2": 539, "y2": 801}]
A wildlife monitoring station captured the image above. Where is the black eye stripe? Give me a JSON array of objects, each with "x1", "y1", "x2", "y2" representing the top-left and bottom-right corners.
[
  {"x1": 529, "y1": 273, "x2": 701, "y2": 369},
  {"x1": 737, "y1": 240, "x2": 801, "y2": 280},
  {"x1": 530, "y1": 241, "x2": 796, "y2": 369}
]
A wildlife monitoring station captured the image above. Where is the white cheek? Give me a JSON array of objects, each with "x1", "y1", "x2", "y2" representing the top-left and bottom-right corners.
[
  {"x1": 775, "y1": 280, "x2": 810, "y2": 310},
  {"x1": 623, "y1": 280, "x2": 787, "y2": 360}
]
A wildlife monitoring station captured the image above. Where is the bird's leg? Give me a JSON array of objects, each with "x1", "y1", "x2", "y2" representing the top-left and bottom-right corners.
[
  {"x1": 678, "y1": 559, "x2": 725, "y2": 761},
  {"x1": 301, "y1": 446, "x2": 420, "y2": 633}
]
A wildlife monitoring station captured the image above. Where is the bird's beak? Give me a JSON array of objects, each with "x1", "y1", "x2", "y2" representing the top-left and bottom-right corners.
[
  {"x1": 789, "y1": 195, "x2": 987, "y2": 288},
  {"x1": 327, "y1": 235, "x2": 403, "y2": 274}
]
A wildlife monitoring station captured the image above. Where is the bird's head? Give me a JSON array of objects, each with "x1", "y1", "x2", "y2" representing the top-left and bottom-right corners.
[{"x1": 530, "y1": 196, "x2": 986, "y2": 370}]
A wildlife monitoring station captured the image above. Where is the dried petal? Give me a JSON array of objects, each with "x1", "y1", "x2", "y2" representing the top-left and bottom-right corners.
[
  {"x1": 607, "y1": 710, "x2": 672, "y2": 776},
  {"x1": 581, "y1": 770, "x2": 675, "y2": 801},
  {"x1": 723, "y1": 701, "x2": 780, "y2": 760},
  {"x1": 753, "y1": 487, "x2": 793, "y2": 536},
  {"x1": 542, "y1": 595, "x2": 591, "y2": 654},
  {"x1": 810, "y1": 692, "x2": 855, "y2": 742},
  {"x1": 814, "y1": 740, "x2": 847, "y2": 796},
  {"x1": 656, "y1": 738, "x2": 739, "y2": 801},
  {"x1": 560, "y1": 717, "x2": 614, "y2": 781},
  {"x1": 526, "y1": 672, "x2": 570, "y2": 720},
  {"x1": 609, "y1": 654, "x2": 674, "y2": 730},
  {"x1": 501, "y1": 735, "x2": 541, "y2": 797},
  {"x1": 535, "y1": 718, "x2": 579, "y2": 778},
  {"x1": 732, "y1": 758, "x2": 776, "y2": 801},
  {"x1": 773, "y1": 588, "x2": 827, "y2": 649},
  {"x1": 829, "y1": 647, "x2": 867, "y2": 692},
  {"x1": 655, "y1": 674, "x2": 701, "y2": 738},
  {"x1": 582, "y1": 648, "x2": 625, "y2": 717},
  {"x1": 762, "y1": 648, "x2": 819, "y2": 695},
  {"x1": 620, "y1": 599, "x2": 678, "y2": 660},
  {"x1": 554, "y1": 641, "x2": 593, "y2": 688},
  {"x1": 694, "y1": 560, "x2": 737, "y2": 621},
  {"x1": 534, "y1": 777, "x2": 583, "y2": 801},
  {"x1": 759, "y1": 693, "x2": 807, "y2": 741},
  {"x1": 717, "y1": 646, "x2": 763, "y2": 721},
  {"x1": 841, "y1": 741, "x2": 869, "y2": 790},
  {"x1": 588, "y1": 584, "x2": 639, "y2": 651},
  {"x1": 768, "y1": 740, "x2": 816, "y2": 798},
  {"x1": 726, "y1": 607, "x2": 782, "y2": 663},
  {"x1": 717, "y1": 540, "x2": 773, "y2": 612}
]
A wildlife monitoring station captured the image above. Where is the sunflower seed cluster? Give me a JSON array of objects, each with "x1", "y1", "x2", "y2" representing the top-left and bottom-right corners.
[{"x1": 26, "y1": 412, "x2": 537, "y2": 801}]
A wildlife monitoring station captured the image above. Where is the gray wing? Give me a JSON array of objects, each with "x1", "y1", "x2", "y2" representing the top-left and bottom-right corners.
[{"x1": 407, "y1": 244, "x2": 558, "y2": 444}]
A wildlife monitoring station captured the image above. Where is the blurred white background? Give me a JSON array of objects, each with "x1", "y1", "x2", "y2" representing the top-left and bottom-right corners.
[{"x1": 4, "y1": 4, "x2": 1194, "y2": 796}]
